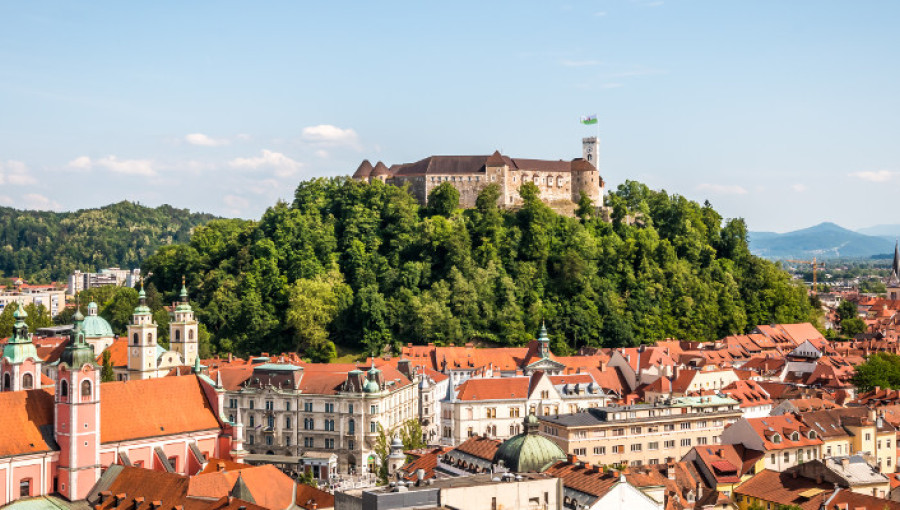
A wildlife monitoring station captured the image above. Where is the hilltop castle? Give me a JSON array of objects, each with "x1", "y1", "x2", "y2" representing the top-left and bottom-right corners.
[{"x1": 352, "y1": 137, "x2": 605, "y2": 212}]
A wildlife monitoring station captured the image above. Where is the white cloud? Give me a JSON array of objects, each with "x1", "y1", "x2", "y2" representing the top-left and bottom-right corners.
[
  {"x1": 791, "y1": 183, "x2": 807, "y2": 192},
  {"x1": 235, "y1": 133, "x2": 252, "y2": 141},
  {"x1": 850, "y1": 170, "x2": 896, "y2": 183},
  {"x1": 23, "y1": 193, "x2": 61, "y2": 211},
  {"x1": 68, "y1": 156, "x2": 93, "y2": 169},
  {"x1": 68, "y1": 155, "x2": 156, "y2": 176},
  {"x1": 697, "y1": 183, "x2": 748, "y2": 195},
  {"x1": 229, "y1": 149, "x2": 303, "y2": 177},
  {"x1": 0, "y1": 195, "x2": 13, "y2": 206},
  {"x1": 185, "y1": 133, "x2": 229, "y2": 147},
  {"x1": 315, "y1": 150, "x2": 329, "y2": 159},
  {"x1": 0, "y1": 160, "x2": 37, "y2": 185},
  {"x1": 301, "y1": 125, "x2": 359, "y2": 146}
]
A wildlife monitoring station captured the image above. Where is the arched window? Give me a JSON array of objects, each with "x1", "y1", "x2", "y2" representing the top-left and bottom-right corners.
[
  {"x1": 60, "y1": 379, "x2": 68, "y2": 398},
  {"x1": 3, "y1": 372, "x2": 9, "y2": 390},
  {"x1": 81, "y1": 380, "x2": 92, "y2": 398},
  {"x1": 132, "y1": 333, "x2": 139, "y2": 345},
  {"x1": 146, "y1": 333, "x2": 153, "y2": 343},
  {"x1": 175, "y1": 330, "x2": 181, "y2": 342},
  {"x1": 22, "y1": 373, "x2": 33, "y2": 390},
  {"x1": 188, "y1": 330, "x2": 194, "y2": 340}
]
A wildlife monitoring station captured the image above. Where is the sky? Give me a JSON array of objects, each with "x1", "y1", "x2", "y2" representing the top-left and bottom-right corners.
[{"x1": 1, "y1": 1, "x2": 898, "y2": 232}]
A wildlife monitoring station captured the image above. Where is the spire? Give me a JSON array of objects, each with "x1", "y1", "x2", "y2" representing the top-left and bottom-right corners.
[
  {"x1": 3, "y1": 302, "x2": 41, "y2": 364},
  {"x1": 180, "y1": 275, "x2": 188, "y2": 302},
  {"x1": 193, "y1": 355, "x2": 201, "y2": 374},
  {"x1": 538, "y1": 321, "x2": 550, "y2": 358},
  {"x1": 229, "y1": 473, "x2": 255, "y2": 503},
  {"x1": 133, "y1": 278, "x2": 152, "y2": 316},
  {"x1": 890, "y1": 241, "x2": 900, "y2": 283},
  {"x1": 10, "y1": 302, "x2": 29, "y2": 343}
]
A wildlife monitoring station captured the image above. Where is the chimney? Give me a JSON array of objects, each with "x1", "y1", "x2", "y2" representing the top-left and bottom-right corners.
[
  {"x1": 311, "y1": 504, "x2": 318, "y2": 510},
  {"x1": 150, "y1": 502, "x2": 162, "y2": 510},
  {"x1": 115, "y1": 494, "x2": 127, "y2": 507},
  {"x1": 99, "y1": 491, "x2": 111, "y2": 504},
  {"x1": 667, "y1": 461, "x2": 676, "y2": 480},
  {"x1": 567, "y1": 454, "x2": 578, "y2": 464},
  {"x1": 133, "y1": 496, "x2": 144, "y2": 510},
  {"x1": 218, "y1": 462, "x2": 226, "y2": 472}
]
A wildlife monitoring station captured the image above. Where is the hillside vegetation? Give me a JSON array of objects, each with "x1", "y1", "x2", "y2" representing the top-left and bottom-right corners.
[
  {"x1": 143, "y1": 178, "x2": 817, "y2": 360},
  {"x1": 0, "y1": 201, "x2": 217, "y2": 282}
]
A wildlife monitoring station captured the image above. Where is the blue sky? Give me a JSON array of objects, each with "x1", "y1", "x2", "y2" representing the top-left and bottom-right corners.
[{"x1": 1, "y1": 1, "x2": 898, "y2": 232}]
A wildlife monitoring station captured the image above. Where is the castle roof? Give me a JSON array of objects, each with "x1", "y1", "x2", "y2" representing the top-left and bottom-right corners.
[
  {"x1": 388, "y1": 154, "x2": 596, "y2": 177},
  {"x1": 352, "y1": 159, "x2": 374, "y2": 178},
  {"x1": 371, "y1": 161, "x2": 391, "y2": 177}
]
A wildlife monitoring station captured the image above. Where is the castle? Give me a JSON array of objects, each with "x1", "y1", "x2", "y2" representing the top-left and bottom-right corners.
[{"x1": 352, "y1": 137, "x2": 605, "y2": 212}]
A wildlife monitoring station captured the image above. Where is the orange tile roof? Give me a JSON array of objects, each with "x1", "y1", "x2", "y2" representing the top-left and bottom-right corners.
[
  {"x1": 188, "y1": 465, "x2": 296, "y2": 510},
  {"x1": 0, "y1": 389, "x2": 56, "y2": 457},
  {"x1": 93, "y1": 466, "x2": 196, "y2": 510},
  {"x1": 101, "y1": 375, "x2": 221, "y2": 443},
  {"x1": 295, "y1": 483, "x2": 334, "y2": 510},
  {"x1": 746, "y1": 415, "x2": 823, "y2": 451},
  {"x1": 452, "y1": 436, "x2": 501, "y2": 462},
  {"x1": 99, "y1": 337, "x2": 130, "y2": 367},
  {"x1": 722, "y1": 380, "x2": 773, "y2": 408},
  {"x1": 454, "y1": 377, "x2": 530, "y2": 401}
]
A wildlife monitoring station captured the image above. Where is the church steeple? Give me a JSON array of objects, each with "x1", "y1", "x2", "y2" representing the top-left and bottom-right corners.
[
  {"x1": 888, "y1": 241, "x2": 900, "y2": 300},
  {"x1": 538, "y1": 322, "x2": 550, "y2": 359},
  {"x1": 2, "y1": 302, "x2": 42, "y2": 391}
]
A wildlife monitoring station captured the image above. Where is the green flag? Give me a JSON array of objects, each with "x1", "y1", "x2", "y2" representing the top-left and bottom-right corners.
[{"x1": 580, "y1": 115, "x2": 598, "y2": 125}]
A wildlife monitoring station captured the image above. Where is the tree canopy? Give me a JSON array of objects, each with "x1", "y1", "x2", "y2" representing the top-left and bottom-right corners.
[
  {"x1": 0, "y1": 201, "x2": 216, "y2": 282},
  {"x1": 142, "y1": 178, "x2": 817, "y2": 359},
  {"x1": 852, "y1": 353, "x2": 900, "y2": 393}
]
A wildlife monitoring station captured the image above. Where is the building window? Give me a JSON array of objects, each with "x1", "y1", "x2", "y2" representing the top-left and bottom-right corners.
[
  {"x1": 248, "y1": 435, "x2": 254, "y2": 445},
  {"x1": 680, "y1": 422, "x2": 691, "y2": 430},
  {"x1": 250, "y1": 400, "x2": 255, "y2": 410},
  {"x1": 285, "y1": 416, "x2": 292, "y2": 429},
  {"x1": 664, "y1": 440, "x2": 675, "y2": 449},
  {"x1": 349, "y1": 419, "x2": 355, "y2": 434},
  {"x1": 325, "y1": 438, "x2": 335, "y2": 449},
  {"x1": 866, "y1": 433, "x2": 872, "y2": 441},
  {"x1": 487, "y1": 408, "x2": 497, "y2": 418},
  {"x1": 574, "y1": 448, "x2": 587, "y2": 456},
  {"x1": 285, "y1": 402, "x2": 291, "y2": 411},
  {"x1": 20, "y1": 479, "x2": 31, "y2": 498},
  {"x1": 348, "y1": 404, "x2": 354, "y2": 414},
  {"x1": 631, "y1": 444, "x2": 642, "y2": 452},
  {"x1": 594, "y1": 446, "x2": 606, "y2": 455},
  {"x1": 370, "y1": 421, "x2": 377, "y2": 433},
  {"x1": 304, "y1": 402, "x2": 313, "y2": 412},
  {"x1": 631, "y1": 426, "x2": 642, "y2": 434},
  {"x1": 348, "y1": 440, "x2": 355, "y2": 450},
  {"x1": 370, "y1": 405, "x2": 377, "y2": 414},
  {"x1": 22, "y1": 373, "x2": 33, "y2": 390},
  {"x1": 168, "y1": 457, "x2": 178, "y2": 471},
  {"x1": 784, "y1": 452, "x2": 790, "y2": 463},
  {"x1": 286, "y1": 436, "x2": 291, "y2": 447},
  {"x1": 648, "y1": 442, "x2": 659, "y2": 450},
  {"x1": 697, "y1": 437, "x2": 708, "y2": 445},
  {"x1": 325, "y1": 419, "x2": 335, "y2": 431},
  {"x1": 81, "y1": 380, "x2": 92, "y2": 398},
  {"x1": 267, "y1": 415, "x2": 274, "y2": 428},
  {"x1": 681, "y1": 439, "x2": 691, "y2": 447},
  {"x1": 175, "y1": 330, "x2": 181, "y2": 341},
  {"x1": 325, "y1": 403, "x2": 334, "y2": 413},
  {"x1": 132, "y1": 333, "x2": 139, "y2": 345},
  {"x1": 229, "y1": 398, "x2": 238, "y2": 408},
  {"x1": 304, "y1": 418, "x2": 313, "y2": 430},
  {"x1": 249, "y1": 415, "x2": 255, "y2": 427},
  {"x1": 304, "y1": 437, "x2": 313, "y2": 448},
  {"x1": 266, "y1": 400, "x2": 274, "y2": 411},
  {"x1": 266, "y1": 436, "x2": 273, "y2": 446}
]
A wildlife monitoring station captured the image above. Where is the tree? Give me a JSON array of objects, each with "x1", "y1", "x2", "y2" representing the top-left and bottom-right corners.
[
  {"x1": 23, "y1": 303, "x2": 52, "y2": 332},
  {"x1": 836, "y1": 300, "x2": 858, "y2": 323},
  {"x1": 101, "y1": 350, "x2": 115, "y2": 382},
  {"x1": 426, "y1": 182, "x2": 460, "y2": 217},
  {"x1": 286, "y1": 269, "x2": 351, "y2": 362},
  {"x1": 575, "y1": 192, "x2": 594, "y2": 222},
  {"x1": 852, "y1": 353, "x2": 900, "y2": 393},
  {"x1": 0, "y1": 304, "x2": 15, "y2": 338},
  {"x1": 840, "y1": 317, "x2": 866, "y2": 338}
]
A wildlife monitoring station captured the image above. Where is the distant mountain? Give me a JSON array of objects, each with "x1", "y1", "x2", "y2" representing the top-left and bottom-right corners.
[
  {"x1": 857, "y1": 224, "x2": 900, "y2": 242},
  {"x1": 0, "y1": 201, "x2": 218, "y2": 282},
  {"x1": 748, "y1": 222, "x2": 896, "y2": 260}
]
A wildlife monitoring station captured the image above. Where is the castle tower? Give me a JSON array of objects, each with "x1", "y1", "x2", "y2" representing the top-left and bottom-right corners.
[
  {"x1": 55, "y1": 312, "x2": 102, "y2": 501},
  {"x1": 1, "y1": 302, "x2": 43, "y2": 391},
  {"x1": 537, "y1": 322, "x2": 551, "y2": 359},
  {"x1": 888, "y1": 241, "x2": 900, "y2": 301},
  {"x1": 126, "y1": 284, "x2": 159, "y2": 379},
  {"x1": 169, "y1": 276, "x2": 199, "y2": 367},
  {"x1": 582, "y1": 137, "x2": 599, "y2": 168}
]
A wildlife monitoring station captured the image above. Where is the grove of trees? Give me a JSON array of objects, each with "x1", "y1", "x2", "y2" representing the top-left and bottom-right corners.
[{"x1": 140, "y1": 177, "x2": 817, "y2": 360}]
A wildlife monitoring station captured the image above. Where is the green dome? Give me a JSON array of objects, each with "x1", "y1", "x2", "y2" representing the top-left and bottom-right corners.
[
  {"x1": 82, "y1": 316, "x2": 114, "y2": 337},
  {"x1": 493, "y1": 415, "x2": 565, "y2": 473},
  {"x1": 364, "y1": 380, "x2": 381, "y2": 393}
]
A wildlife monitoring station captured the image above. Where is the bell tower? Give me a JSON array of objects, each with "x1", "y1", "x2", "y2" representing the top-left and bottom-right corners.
[
  {"x1": 1, "y1": 302, "x2": 42, "y2": 392},
  {"x1": 56, "y1": 311, "x2": 101, "y2": 501},
  {"x1": 169, "y1": 276, "x2": 199, "y2": 367},
  {"x1": 126, "y1": 284, "x2": 159, "y2": 379}
]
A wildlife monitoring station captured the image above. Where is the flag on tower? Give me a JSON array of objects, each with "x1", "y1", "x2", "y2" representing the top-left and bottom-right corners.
[{"x1": 580, "y1": 115, "x2": 598, "y2": 125}]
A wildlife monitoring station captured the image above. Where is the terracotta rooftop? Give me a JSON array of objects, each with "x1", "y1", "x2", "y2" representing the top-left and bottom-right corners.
[{"x1": 0, "y1": 389, "x2": 56, "y2": 457}]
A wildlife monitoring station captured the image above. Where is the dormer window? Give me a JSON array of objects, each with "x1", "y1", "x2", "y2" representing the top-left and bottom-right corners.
[
  {"x1": 772, "y1": 434, "x2": 781, "y2": 444},
  {"x1": 808, "y1": 431, "x2": 817, "y2": 439},
  {"x1": 791, "y1": 431, "x2": 800, "y2": 441}
]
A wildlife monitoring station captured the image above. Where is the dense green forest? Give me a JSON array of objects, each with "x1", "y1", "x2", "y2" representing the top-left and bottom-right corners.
[
  {"x1": 142, "y1": 178, "x2": 817, "y2": 360},
  {"x1": 0, "y1": 201, "x2": 217, "y2": 282}
]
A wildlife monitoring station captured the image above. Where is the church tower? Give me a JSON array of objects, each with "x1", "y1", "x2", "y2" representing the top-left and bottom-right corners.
[
  {"x1": 888, "y1": 241, "x2": 900, "y2": 301},
  {"x1": 1, "y1": 302, "x2": 42, "y2": 392},
  {"x1": 169, "y1": 277, "x2": 199, "y2": 367},
  {"x1": 126, "y1": 285, "x2": 159, "y2": 379},
  {"x1": 55, "y1": 311, "x2": 101, "y2": 501}
]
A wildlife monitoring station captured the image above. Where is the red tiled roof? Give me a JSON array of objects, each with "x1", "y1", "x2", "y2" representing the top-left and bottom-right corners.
[
  {"x1": 295, "y1": 483, "x2": 334, "y2": 510},
  {"x1": 746, "y1": 415, "x2": 823, "y2": 451},
  {"x1": 189, "y1": 465, "x2": 297, "y2": 510},
  {"x1": 101, "y1": 375, "x2": 221, "y2": 443},
  {"x1": 452, "y1": 436, "x2": 501, "y2": 461},
  {"x1": 0, "y1": 389, "x2": 55, "y2": 457},
  {"x1": 455, "y1": 377, "x2": 530, "y2": 401}
]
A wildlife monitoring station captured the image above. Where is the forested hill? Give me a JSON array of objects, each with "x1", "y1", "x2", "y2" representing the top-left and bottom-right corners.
[
  {"x1": 0, "y1": 201, "x2": 217, "y2": 282},
  {"x1": 143, "y1": 178, "x2": 817, "y2": 360}
]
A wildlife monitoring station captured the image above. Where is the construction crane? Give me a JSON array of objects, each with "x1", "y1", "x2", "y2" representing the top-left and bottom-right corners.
[{"x1": 785, "y1": 257, "x2": 826, "y2": 295}]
